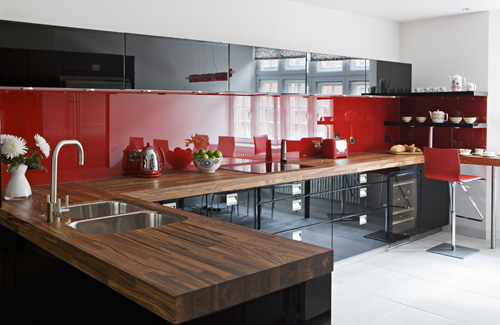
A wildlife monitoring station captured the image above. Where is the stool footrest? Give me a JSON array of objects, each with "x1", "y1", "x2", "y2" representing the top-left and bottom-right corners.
[
  {"x1": 457, "y1": 214, "x2": 484, "y2": 222},
  {"x1": 427, "y1": 243, "x2": 479, "y2": 259}
]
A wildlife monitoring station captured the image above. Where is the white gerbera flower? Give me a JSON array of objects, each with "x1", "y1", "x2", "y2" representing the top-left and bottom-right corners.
[
  {"x1": 2, "y1": 135, "x2": 27, "y2": 159},
  {"x1": 34, "y1": 134, "x2": 50, "y2": 158}
]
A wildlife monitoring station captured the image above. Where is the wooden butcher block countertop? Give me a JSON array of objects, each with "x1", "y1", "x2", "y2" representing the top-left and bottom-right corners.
[{"x1": 0, "y1": 151, "x2": 423, "y2": 324}]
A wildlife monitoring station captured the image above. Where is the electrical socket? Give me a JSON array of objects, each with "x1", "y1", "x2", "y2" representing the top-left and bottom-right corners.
[
  {"x1": 384, "y1": 134, "x2": 391, "y2": 142},
  {"x1": 350, "y1": 136, "x2": 355, "y2": 145}
]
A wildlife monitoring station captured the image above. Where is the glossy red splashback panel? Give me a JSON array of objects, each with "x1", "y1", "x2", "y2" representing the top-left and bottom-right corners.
[
  {"x1": 327, "y1": 96, "x2": 400, "y2": 153},
  {"x1": 0, "y1": 88, "x2": 486, "y2": 188}
]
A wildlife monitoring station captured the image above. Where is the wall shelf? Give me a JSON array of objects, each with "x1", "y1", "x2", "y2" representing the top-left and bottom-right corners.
[
  {"x1": 384, "y1": 121, "x2": 487, "y2": 128},
  {"x1": 363, "y1": 90, "x2": 488, "y2": 97}
]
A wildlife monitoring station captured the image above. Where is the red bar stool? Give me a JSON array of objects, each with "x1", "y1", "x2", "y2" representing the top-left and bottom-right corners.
[{"x1": 424, "y1": 147, "x2": 485, "y2": 259}]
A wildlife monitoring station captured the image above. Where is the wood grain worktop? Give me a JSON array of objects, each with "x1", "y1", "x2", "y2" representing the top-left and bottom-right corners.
[{"x1": 0, "y1": 151, "x2": 424, "y2": 324}]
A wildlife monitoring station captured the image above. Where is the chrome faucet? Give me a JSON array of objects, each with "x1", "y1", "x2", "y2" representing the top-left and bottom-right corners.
[{"x1": 46, "y1": 140, "x2": 84, "y2": 222}]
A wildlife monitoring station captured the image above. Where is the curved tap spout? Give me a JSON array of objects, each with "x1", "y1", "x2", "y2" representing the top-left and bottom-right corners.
[{"x1": 48, "y1": 140, "x2": 84, "y2": 222}]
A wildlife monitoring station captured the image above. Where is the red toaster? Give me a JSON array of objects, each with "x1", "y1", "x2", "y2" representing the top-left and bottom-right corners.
[{"x1": 322, "y1": 138, "x2": 348, "y2": 159}]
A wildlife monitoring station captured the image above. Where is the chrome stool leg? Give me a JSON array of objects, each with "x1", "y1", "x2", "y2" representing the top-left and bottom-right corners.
[{"x1": 427, "y1": 182, "x2": 480, "y2": 259}]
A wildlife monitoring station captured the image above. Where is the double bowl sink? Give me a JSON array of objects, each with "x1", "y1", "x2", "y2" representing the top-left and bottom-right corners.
[{"x1": 66, "y1": 200, "x2": 185, "y2": 235}]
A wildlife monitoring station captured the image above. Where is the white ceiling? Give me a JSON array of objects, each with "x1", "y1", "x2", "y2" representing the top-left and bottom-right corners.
[{"x1": 288, "y1": 0, "x2": 500, "y2": 22}]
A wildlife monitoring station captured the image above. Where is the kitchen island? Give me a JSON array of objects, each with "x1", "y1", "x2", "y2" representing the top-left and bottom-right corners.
[{"x1": 0, "y1": 151, "x2": 425, "y2": 324}]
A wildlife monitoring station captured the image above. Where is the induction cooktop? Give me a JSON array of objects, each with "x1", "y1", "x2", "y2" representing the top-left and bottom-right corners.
[{"x1": 220, "y1": 162, "x2": 313, "y2": 174}]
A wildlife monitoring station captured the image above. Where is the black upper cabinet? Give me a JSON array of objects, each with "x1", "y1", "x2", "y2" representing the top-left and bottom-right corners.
[
  {"x1": 126, "y1": 33, "x2": 229, "y2": 92},
  {"x1": 0, "y1": 20, "x2": 126, "y2": 89},
  {"x1": 0, "y1": 20, "x2": 411, "y2": 94},
  {"x1": 366, "y1": 60, "x2": 412, "y2": 93},
  {"x1": 0, "y1": 48, "x2": 28, "y2": 86},
  {"x1": 307, "y1": 54, "x2": 368, "y2": 95}
]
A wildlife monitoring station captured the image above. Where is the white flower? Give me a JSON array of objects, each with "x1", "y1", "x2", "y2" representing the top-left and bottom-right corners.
[
  {"x1": 2, "y1": 135, "x2": 27, "y2": 159},
  {"x1": 1, "y1": 134, "x2": 14, "y2": 146},
  {"x1": 34, "y1": 134, "x2": 50, "y2": 158}
]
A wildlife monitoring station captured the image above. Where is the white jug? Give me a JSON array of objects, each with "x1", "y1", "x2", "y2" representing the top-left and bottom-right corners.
[{"x1": 449, "y1": 74, "x2": 466, "y2": 91}]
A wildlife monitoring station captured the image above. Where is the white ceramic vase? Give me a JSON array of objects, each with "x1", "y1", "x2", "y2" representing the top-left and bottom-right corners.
[{"x1": 4, "y1": 164, "x2": 32, "y2": 200}]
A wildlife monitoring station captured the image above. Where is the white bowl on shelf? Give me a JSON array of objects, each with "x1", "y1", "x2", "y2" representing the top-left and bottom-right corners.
[
  {"x1": 401, "y1": 116, "x2": 412, "y2": 123},
  {"x1": 450, "y1": 117, "x2": 462, "y2": 124},
  {"x1": 464, "y1": 117, "x2": 477, "y2": 124},
  {"x1": 415, "y1": 116, "x2": 427, "y2": 123}
]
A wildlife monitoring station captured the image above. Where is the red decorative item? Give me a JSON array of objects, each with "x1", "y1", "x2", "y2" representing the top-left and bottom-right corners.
[
  {"x1": 122, "y1": 143, "x2": 142, "y2": 175},
  {"x1": 165, "y1": 147, "x2": 193, "y2": 170}
]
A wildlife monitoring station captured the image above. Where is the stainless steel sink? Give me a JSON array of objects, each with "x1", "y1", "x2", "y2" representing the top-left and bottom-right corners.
[
  {"x1": 68, "y1": 211, "x2": 185, "y2": 235},
  {"x1": 64, "y1": 200, "x2": 143, "y2": 220}
]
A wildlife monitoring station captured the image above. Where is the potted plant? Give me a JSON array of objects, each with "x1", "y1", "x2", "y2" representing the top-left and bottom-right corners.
[{"x1": 1, "y1": 134, "x2": 50, "y2": 200}]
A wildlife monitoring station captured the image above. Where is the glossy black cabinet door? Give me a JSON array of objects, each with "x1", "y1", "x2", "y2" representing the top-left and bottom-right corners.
[
  {"x1": 230, "y1": 44, "x2": 307, "y2": 94},
  {"x1": 0, "y1": 20, "x2": 126, "y2": 88},
  {"x1": 0, "y1": 48, "x2": 28, "y2": 86},
  {"x1": 366, "y1": 59, "x2": 412, "y2": 93},
  {"x1": 307, "y1": 54, "x2": 368, "y2": 95},
  {"x1": 126, "y1": 33, "x2": 229, "y2": 92}
]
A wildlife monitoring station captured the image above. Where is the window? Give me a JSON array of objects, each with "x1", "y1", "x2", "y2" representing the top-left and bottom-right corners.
[
  {"x1": 316, "y1": 99, "x2": 332, "y2": 139},
  {"x1": 349, "y1": 81, "x2": 367, "y2": 95},
  {"x1": 318, "y1": 82, "x2": 343, "y2": 95},
  {"x1": 284, "y1": 80, "x2": 306, "y2": 93},
  {"x1": 285, "y1": 58, "x2": 306, "y2": 70},
  {"x1": 350, "y1": 59, "x2": 368, "y2": 71},
  {"x1": 259, "y1": 80, "x2": 279, "y2": 93},
  {"x1": 258, "y1": 96, "x2": 278, "y2": 139},
  {"x1": 259, "y1": 59, "x2": 279, "y2": 71},
  {"x1": 316, "y1": 60, "x2": 343, "y2": 72},
  {"x1": 233, "y1": 96, "x2": 251, "y2": 139},
  {"x1": 287, "y1": 96, "x2": 308, "y2": 140}
]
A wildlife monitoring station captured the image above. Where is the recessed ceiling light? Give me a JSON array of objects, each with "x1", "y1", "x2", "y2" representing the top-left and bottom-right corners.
[{"x1": 462, "y1": 8, "x2": 471, "y2": 11}]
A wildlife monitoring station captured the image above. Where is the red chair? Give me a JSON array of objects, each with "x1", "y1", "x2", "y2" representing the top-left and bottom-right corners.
[
  {"x1": 300, "y1": 137, "x2": 322, "y2": 157},
  {"x1": 424, "y1": 147, "x2": 484, "y2": 259},
  {"x1": 253, "y1": 135, "x2": 268, "y2": 155},
  {"x1": 217, "y1": 136, "x2": 235, "y2": 157},
  {"x1": 153, "y1": 139, "x2": 169, "y2": 166},
  {"x1": 129, "y1": 137, "x2": 144, "y2": 148}
]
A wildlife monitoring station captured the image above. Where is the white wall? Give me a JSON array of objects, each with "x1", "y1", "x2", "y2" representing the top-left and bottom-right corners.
[
  {"x1": 0, "y1": 0, "x2": 400, "y2": 62},
  {"x1": 401, "y1": 11, "x2": 500, "y2": 239},
  {"x1": 400, "y1": 12, "x2": 489, "y2": 90}
]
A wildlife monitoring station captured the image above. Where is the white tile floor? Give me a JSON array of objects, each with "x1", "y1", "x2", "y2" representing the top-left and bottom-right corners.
[{"x1": 332, "y1": 231, "x2": 500, "y2": 325}]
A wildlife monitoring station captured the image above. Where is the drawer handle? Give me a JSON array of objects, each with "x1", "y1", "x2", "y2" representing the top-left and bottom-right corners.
[
  {"x1": 360, "y1": 174, "x2": 367, "y2": 184},
  {"x1": 226, "y1": 193, "x2": 238, "y2": 206}
]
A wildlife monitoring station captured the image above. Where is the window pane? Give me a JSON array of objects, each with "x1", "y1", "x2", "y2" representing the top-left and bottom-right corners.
[
  {"x1": 284, "y1": 80, "x2": 306, "y2": 93},
  {"x1": 285, "y1": 57, "x2": 306, "y2": 70},
  {"x1": 349, "y1": 81, "x2": 367, "y2": 95},
  {"x1": 233, "y1": 96, "x2": 251, "y2": 138},
  {"x1": 259, "y1": 59, "x2": 279, "y2": 71},
  {"x1": 288, "y1": 96, "x2": 308, "y2": 140},
  {"x1": 318, "y1": 82, "x2": 343, "y2": 95},
  {"x1": 349, "y1": 59, "x2": 367, "y2": 71},
  {"x1": 259, "y1": 80, "x2": 278, "y2": 93},
  {"x1": 316, "y1": 60, "x2": 343, "y2": 72}
]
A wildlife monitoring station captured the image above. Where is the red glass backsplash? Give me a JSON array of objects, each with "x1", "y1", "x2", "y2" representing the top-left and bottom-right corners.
[
  {"x1": 400, "y1": 96, "x2": 487, "y2": 150},
  {"x1": 0, "y1": 88, "x2": 486, "y2": 188}
]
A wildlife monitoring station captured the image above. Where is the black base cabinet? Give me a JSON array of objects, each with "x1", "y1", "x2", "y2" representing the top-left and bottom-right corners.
[
  {"x1": 0, "y1": 227, "x2": 331, "y2": 325},
  {"x1": 163, "y1": 164, "x2": 450, "y2": 262}
]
